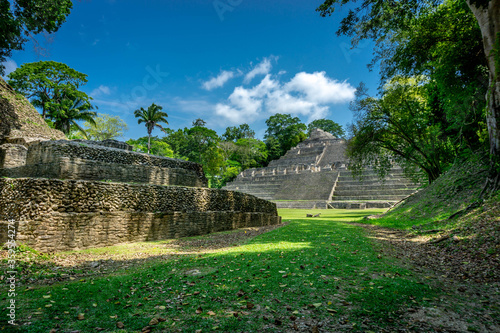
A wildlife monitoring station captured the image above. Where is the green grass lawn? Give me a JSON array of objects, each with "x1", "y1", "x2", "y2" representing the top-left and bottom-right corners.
[{"x1": 3, "y1": 208, "x2": 441, "y2": 332}]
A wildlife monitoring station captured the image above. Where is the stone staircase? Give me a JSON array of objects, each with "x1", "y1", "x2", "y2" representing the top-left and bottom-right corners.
[
  {"x1": 223, "y1": 178, "x2": 283, "y2": 201},
  {"x1": 223, "y1": 129, "x2": 421, "y2": 209},
  {"x1": 327, "y1": 168, "x2": 419, "y2": 208}
]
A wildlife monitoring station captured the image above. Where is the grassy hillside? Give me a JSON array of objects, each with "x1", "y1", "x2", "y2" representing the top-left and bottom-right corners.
[
  {"x1": 361, "y1": 155, "x2": 500, "y2": 282},
  {"x1": 369, "y1": 155, "x2": 489, "y2": 229}
]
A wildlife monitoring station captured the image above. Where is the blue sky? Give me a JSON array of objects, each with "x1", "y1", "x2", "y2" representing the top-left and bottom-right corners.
[{"x1": 3, "y1": 0, "x2": 379, "y2": 140}]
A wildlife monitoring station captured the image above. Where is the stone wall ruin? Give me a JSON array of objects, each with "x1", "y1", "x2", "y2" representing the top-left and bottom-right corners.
[{"x1": 0, "y1": 178, "x2": 279, "y2": 252}]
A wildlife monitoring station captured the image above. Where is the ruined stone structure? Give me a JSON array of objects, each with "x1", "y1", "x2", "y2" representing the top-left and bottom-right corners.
[
  {"x1": 0, "y1": 140, "x2": 207, "y2": 187},
  {"x1": 224, "y1": 129, "x2": 419, "y2": 209},
  {"x1": 0, "y1": 77, "x2": 280, "y2": 252},
  {"x1": 0, "y1": 178, "x2": 278, "y2": 252}
]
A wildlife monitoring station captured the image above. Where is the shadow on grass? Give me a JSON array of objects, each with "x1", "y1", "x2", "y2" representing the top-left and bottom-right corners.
[{"x1": 7, "y1": 217, "x2": 439, "y2": 333}]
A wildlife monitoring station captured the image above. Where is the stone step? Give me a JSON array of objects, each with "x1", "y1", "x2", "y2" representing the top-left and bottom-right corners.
[
  {"x1": 339, "y1": 168, "x2": 405, "y2": 175},
  {"x1": 335, "y1": 179, "x2": 417, "y2": 186},
  {"x1": 227, "y1": 188, "x2": 277, "y2": 195},
  {"x1": 328, "y1": 201, "x2": 396, "y2": 209},
  {"x1": 331, "y1": 195, "x2": 409, "y2": 201},
  {"x1": 274, "y1": 201, "x2": 328, "y2": 209},
  {"x1": 334, "y1": 184, "x2": 419, "y2": 190},
  {"x1": 339, "y1": 174, "x2": 409, "y2": 181},
  {"x1": 224, "y1": 184, "x2": 282, "y2": 191},
  {"x1": 334, "y1": 189, "x2": 417, "y2": 196}
]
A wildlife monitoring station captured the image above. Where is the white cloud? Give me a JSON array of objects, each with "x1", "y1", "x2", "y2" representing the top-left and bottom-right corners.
[
  {"x1": 215, "y1": 71, "x2": 355, "y2": 124},
  {"x1": 285, "y1": 71, "x2": 356, "y2": 104},
  {"x1": 202, "y1": 70, "x2": 235, "y2": 90},
  {"x1": 90, "y1": 85, "x2": 111, "y2": 97},
  {"x1": 244, "y1": 57, "x2": 275, "y2": 84},
  {"x1": 2, "y1": 59, "x2": 17, "y2": 78}
]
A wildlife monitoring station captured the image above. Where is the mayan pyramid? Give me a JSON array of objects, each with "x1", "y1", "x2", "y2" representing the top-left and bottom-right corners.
[{"x1": 223, "y1": 129, "x2": 420, "y2": 209}]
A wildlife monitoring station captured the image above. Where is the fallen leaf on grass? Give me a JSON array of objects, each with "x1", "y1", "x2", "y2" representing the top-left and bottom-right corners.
[
  {"x1": 196, "y1": 307, "x2": 203, "y2": 314},
  {"x1": 149, "y1": 318, "x2": 159, "y2": 326},
  {"x1": 246, "y1": 302, "x2": 255, "y2": 310},
  {"x1": 77, "y1": 313, "x2": 84, "y2": 320},
  {"x1": 207, "y1": 311, "x2": 216, "y2": 316},
  {"x1": 116, "y1": 322, "x2": 124, "y2": 329}
]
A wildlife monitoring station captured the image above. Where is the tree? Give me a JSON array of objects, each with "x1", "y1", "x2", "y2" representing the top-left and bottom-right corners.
[
  {"x1": 348, "y1": 78, "x2": 455, "y2": 183},
  {"x1": 84, "y1": 113, "x2": 128, "y2": 141},
  {"x1": 8, "y1": 61, "x2": 91, "y2": 119},
  {"x1": 126, "y1": 136, "x2": 174, "y2": 157},
  {"x1": 317, "y1": 0, "x2": 500, "y2": 191},
  {"x1": 192, "y1": 118, "x2": 206, "y2": 127},
  {"x1": 264, "y1": 113, "x2": 307, "y2": 161},
  {"x1": 133, "y1": 103, "x2": 168, "y2": 154},
  {"x1": 163, "y1": 126, "x2": 225, "y2": 187},
  {"x1": 307, "y1": 119, "x2": 345, "y2": 138},
  {"x1": 466, "y1": 0, "x2": 500, "y2": 192},
  {"x1": 0, "y1": 0, "x2": 73, "y2": 75},
  {"x1": 379, "y1": 0, "x2": 488, "y2": 151},
  {"x1": 222, "y1": 124, "x2": 255, "y2": 142},
  {"x1": 46, "y1": 93, "x2": 96, "y2": 136}
]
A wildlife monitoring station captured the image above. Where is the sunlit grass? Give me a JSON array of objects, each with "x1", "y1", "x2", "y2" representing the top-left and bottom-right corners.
[{"x1": 5, "y1": 208, "x2": 438, "y2": 332}]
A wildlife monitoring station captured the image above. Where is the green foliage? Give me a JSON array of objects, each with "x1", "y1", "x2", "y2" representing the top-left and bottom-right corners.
[
  {"x1": 378, "y1": 0, "x2": 488, "y2": 150},
  {"x1": 222, "y1": 123, "x2": 255, "y2": 142},
  {"x1": 192, "y1": 118, "x2": 206, "y2": 127},
  {"x1": 46, "y1": 93, "x2": 96, "y2": 136},
  {"x1": 133, "y1": 103, "x2": 168, "y2": 154},
  {"x1": 163, "y1": 124, "x2": 225, "y2": 186},
  {"x1": 0, "y1": 0, "x2": 72, "y2": 75},
  {"x1": 318, "y1": 0, "x2": 491, "y2": 182},
  {"x1": 307, "y1": 119, "x2": 345, "y2": 138},
  {"x1": 126, "y1": 136, "x2": 173, "y2": 158},
  {"x1": 7, "y1": 60, "x2": 91, "y2": 119},
  {"x1": 363, "y1": 154, "x2": 489, "y2": 229},
  {"x1": 348, "y1": 77, "x2": 456, "y2": 183},
  {"x1": 264, "y1": 113, "x2": 307, "y2": 161},
  {"x1": 232, "y1": 138, "x2": 268, "y2": 169},
  {"x1": 84, "y1": 113, "x2": 128, "y2": 141},
  {"x1": 67, "y1": 124, "x2": 88, "y2": 140},
  {"x1": 316, "y1": 0, "x2": 441, "y2": 39}
]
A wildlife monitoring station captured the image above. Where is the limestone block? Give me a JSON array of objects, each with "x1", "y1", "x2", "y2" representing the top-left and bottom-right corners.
[{"x1": 0, "y1": 144, "x2": 27, "y2": 168}]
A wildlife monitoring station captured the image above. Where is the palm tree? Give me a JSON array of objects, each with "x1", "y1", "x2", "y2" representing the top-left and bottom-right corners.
[
  {"x1": 46, "y1": 94, "x2": 96, "y2": 136},
  {"x1": 134, "y1": 103, "x2": 169, "y2": 154}
]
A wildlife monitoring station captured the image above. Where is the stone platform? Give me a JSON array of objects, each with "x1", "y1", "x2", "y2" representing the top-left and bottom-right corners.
[
  {"x1": 224, "y1": 129, "x2": 420, "y2": 209},
  {"x1": 1, "y1": 140, "x2": 207, "y2": 187},
  {"x1": 0, "y1": 178, "x2": 280, "y2": 252}
]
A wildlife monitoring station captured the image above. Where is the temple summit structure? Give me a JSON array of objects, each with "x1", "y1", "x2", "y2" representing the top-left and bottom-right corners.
[{"x1": 223, "y1": 129, "x2": 419, "y2": 209}]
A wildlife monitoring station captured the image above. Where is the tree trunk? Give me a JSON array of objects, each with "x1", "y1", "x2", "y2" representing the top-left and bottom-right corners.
[
  {"x1": 148, "y1": 133, "x2": 151, "y2": 154},
  {"x1": 467, "y1": 0, "x2": 500, "y2": 192}
]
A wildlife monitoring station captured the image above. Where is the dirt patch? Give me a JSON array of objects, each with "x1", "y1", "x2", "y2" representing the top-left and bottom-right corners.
[{"x1": 351, "y1": 219, "x2": 500, "y2": 333}]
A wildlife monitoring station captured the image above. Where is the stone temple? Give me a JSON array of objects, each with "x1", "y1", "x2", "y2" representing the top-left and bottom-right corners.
[
  {"x1": 0, "y1": 77, "x2": 281, "y2": 252},
  {"x1": 224, "y1": 129, "x2": 419, "y2": 209}
]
